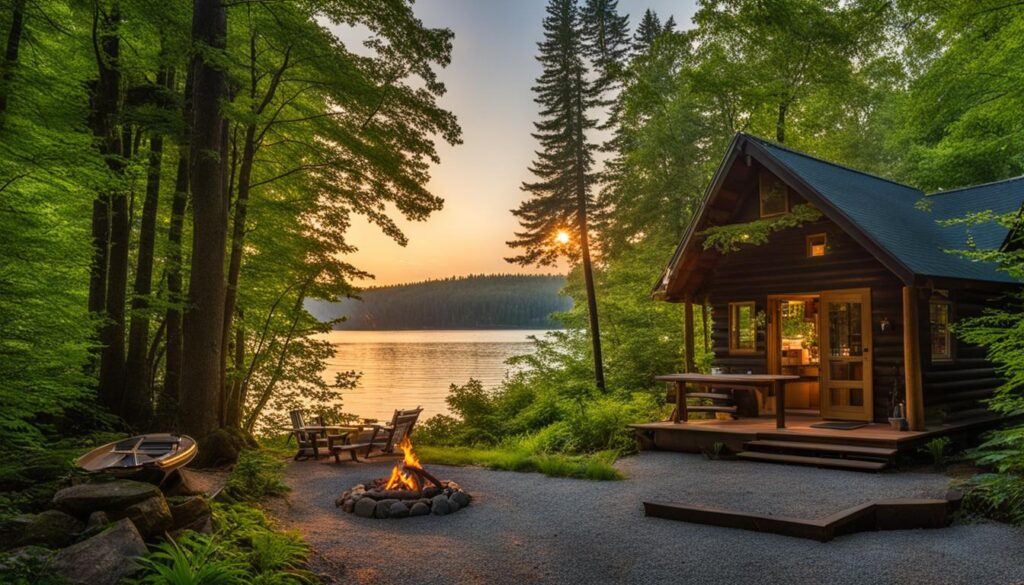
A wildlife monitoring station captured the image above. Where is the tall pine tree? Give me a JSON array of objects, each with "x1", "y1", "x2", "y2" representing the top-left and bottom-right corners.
[
  {"x1": 508, "y1": 0, "x2": 605, "y2": 391},
  {"x1": 580, "y1": 0, "x2": 630, "y2": 125},
  {"x1": 632, "y1": 9, "x2": 663, "y2": 53}
]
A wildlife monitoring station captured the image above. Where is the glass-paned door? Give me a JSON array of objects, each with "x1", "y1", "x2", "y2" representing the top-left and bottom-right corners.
[{"x1": 820, "y1": 289, "x2": 873, "y2": 421}]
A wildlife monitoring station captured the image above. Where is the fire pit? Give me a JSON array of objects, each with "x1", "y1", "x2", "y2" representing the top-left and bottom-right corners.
[{"x1": 335, "y1": 437, "x2": 470, "y2": 519}]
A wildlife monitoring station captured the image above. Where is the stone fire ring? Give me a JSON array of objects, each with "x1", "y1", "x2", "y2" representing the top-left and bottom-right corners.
[{"x1": 335, "y1": 480, "x2": 471, "y2": 519}]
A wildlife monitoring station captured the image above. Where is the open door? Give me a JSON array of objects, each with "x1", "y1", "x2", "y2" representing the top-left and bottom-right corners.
[{"x1": 820, "y1": 289, "x2": 873, "y2": 421}]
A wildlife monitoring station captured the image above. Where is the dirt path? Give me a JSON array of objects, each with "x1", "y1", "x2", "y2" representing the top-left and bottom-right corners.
[{"x1": 267, "y1": 452, "x2": 1024, "y2": 585}]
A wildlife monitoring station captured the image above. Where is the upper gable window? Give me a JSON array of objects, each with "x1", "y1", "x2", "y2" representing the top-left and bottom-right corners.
[
  {"x1": 807, "y1": 233, "x2": 827, "y2": 257},
  {"x1": 759, "y1": 171, "x2": 789, "y2": 218}
]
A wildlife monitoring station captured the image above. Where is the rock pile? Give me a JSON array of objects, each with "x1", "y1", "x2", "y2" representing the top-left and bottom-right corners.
[
  {"x1": 336, "y1": 480, "x2": 471, "y2": 519},
  {"x1": 0, "y1": 469, "x2": 212, "y2": 585}
]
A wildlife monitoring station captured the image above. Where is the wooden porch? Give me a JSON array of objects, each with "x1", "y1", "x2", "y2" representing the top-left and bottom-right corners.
[{"x1": 631, "y1": 412, "x2": 1003, "y2": 471}]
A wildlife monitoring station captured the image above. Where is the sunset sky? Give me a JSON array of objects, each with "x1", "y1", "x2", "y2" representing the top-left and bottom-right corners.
[{"x1": 335, "y1": 0, "x2": 697, "y2": 286}]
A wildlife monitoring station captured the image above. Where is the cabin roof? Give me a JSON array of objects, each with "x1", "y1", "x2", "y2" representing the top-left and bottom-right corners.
[
  {"x1": 752, "y1": 136, "x2": 1023, "y2": 284},
  {"x1": 657, "y1": 134, "x2": 1024, "y2": 298}
]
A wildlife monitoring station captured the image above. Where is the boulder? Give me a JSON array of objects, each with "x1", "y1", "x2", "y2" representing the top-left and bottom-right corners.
[
  {"x1": 49, "y1": 518, "x2": 147, "y2": 585},
  {"x1": 409, "y1": 502, "x2": 430, "y2": 517},
  {"x1": 107, "y1": 494, "x2": 172, "y2": 539},
  {"x1": 447, "y1": 498, "x2": 461, "y2": 514},
  {"x1": 374, "y1": 499, "x2": 399, "y2": 519},
  {"x1": 354, "y1": 497, "x2": 377, "y2": 518},
  {"x1": 450, "y1": 490, "x2": 470, "y2": 508},
  {"x1": 168, "y1": 496, "x2": 211, "y2": 533},
  {"x1": 422, "y1": 486, "x2": 442, "y2": 499},
  {"x1": 430, "y1": 494, "x2": 450, "y2": 516},
  {"x1": 161, "y1": 469, "x2": 204, "y2": 497},
  {"x1": 342, "y1": 498, "x2": 356, "y2": 513},
  {"x1": 0, "y1": 510, "x2": 83, "y2": 549},
  {"x1": 52, "y1": 480, "x2": 161, "y2": 515},
  {"x1": 86, "y1": 511, "x2": 110, "y2": 530},
  {"x1": 388, "y1": 502, "x2": 409, "y2": 519}
]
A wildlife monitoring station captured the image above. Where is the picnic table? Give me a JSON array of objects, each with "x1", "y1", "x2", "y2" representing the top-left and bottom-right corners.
[{"x1": 654, "y1": 373, "x2": 800, "y2": 429}]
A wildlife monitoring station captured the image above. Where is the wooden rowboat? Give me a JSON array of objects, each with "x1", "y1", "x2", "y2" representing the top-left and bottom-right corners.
[{"x1": 76, "y1": 433, "x2": 198, "y2": 483}]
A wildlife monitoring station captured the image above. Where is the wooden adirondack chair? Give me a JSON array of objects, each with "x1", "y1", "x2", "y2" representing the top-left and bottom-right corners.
[
  {"x1": 330, "y1": 407, "x2": 423, "y2": 463},
  {"x1": 288, "y1": 410, "x2": 329, "y2": 460}
]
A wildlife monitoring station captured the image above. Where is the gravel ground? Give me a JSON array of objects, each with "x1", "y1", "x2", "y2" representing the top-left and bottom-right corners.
[{"x1": 267, "y1": 452, "x2": 1024, "y2": 585}]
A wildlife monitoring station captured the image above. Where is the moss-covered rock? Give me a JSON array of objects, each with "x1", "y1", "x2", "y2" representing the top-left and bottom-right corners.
[
  {"x1": 193, "y1": 428, "x2": 247, "y2": 467},
  {"x1": 0, "y1": 510, "x2": 83, "y2": 550},
  {"x1": 51, "y1": 480, "x2": 160, "y2": 516}
]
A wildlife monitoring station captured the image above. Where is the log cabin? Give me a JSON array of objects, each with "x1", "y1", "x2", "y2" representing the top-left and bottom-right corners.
[{"x1": 634, "y1": 133, "x2": 1024, "y2": 470}]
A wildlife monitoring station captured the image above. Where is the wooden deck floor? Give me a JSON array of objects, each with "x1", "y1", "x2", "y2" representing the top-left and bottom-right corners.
[{"x1": 631, "y1": 412, "x2": 1003, "y2": 453}]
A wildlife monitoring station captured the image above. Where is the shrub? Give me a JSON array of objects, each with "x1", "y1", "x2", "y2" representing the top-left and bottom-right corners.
[
  {"x1": 224, "y1": 450, "x2": 290, "y2": 501},
  {"x1": 960, "y1": 426, "x2": 1024, "y2": 525},
  {"x1": 922, "y1": 437, "x2": 952, "y2": 470},
  {"x1": 135, "y1": 532, "x2": 248, "y2": 585},
  {"x1": 135, "y1": 504, "x2": 315, "y2": 585}
]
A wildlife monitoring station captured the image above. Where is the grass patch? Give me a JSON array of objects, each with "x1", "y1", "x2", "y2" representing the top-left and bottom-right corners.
[{"x1": 416, "y1": 445, "x2": 623, "y2": 481}]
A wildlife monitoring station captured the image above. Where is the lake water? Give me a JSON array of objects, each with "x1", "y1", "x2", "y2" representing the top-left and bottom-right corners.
[{"x1": 319, "y1": 329, "x2": 550, "y2": 421}]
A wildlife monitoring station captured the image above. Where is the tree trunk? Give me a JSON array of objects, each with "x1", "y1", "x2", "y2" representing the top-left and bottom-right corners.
[
  {"x1": 225, "y1": 315, "x2": 245, "y2": 428},
  {"x1": 160, "y1": 71, "x2": 193, "y2": 425},
  {"x1": 243, "y1": 277, "x2": 312, "y2": 433},
  {"x1": 574, "y1": 71, "x2": 605, "y2": 392},
  {"x1": 122, "y1": 117, "x2": 166, "y2": 428},
  {"x1": 221, "y1": 38, "x2": 291, "y2": 427},
  {"x1": 222, "y1": 125, "x2": 254, "y2": 422},
  {"x1": 180, "y1": 0, "x2": 228, "y2": 439},
  {"x1": 90, "y1": 2, "x2": 127, "y2": 413},
  {"x1": 776, "y1": 102, "x2": 788, "y2": 143},
  {"x1": 0, "y1": 0, "x2": 26, "y2": 128}
]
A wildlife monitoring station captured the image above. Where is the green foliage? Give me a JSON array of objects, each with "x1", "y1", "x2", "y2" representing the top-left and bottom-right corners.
[
  {"x1": 700, "y1": 204, "x2": 824, "y2": 253},
  {"x1": 0, "y1": 432, "x2": 123, "y2": 518},
  {"x1": 960, "y1": 426, "x2": 1024, "y2": 525},
  {"x1": 416, "y1": 445, "x2": 622, "y2": 481},
  {"x1": 416, "y1": 375, "x2": 665, "y2": 465},
  {"x1": 135, "y1": 532, "x2": 248, "y2": 585},
  {"x1": 921, "y1": 437, "x2": 952, "y2": 469},
  {"x1": 224, "y1": 451, "x2": 290, "y2": 502},
  {"x1": 134, "y1": 503, "x2": 313, "y2": 585},
  {"x1": 0, "y1": 546, "x2": 66, "y2": 585}
]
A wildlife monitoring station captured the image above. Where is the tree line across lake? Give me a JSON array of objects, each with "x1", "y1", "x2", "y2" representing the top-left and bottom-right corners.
[{"x1": 307, "y1": 274, "x2": 571, "y2": 330}]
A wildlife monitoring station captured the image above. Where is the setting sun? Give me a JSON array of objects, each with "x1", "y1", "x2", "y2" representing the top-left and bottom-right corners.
[{"x1": 555, "y1": 230, "x2": 570, "y2": 244}]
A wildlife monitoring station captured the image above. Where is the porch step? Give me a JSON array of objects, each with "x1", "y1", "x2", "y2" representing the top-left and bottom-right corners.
[
  {"x1": 736, "y1": 451, "x2": 887, "y2": 472},
  {"x1": 686, "y1": 392, "x2": 733, "y2": 401},
  {"x1": 745, "y1": 440, "x2": 897, "y2": 460}
]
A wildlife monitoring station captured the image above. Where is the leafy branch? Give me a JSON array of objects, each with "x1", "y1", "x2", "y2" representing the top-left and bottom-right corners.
[{"x1": 699, "y1": 203, "x2": 822, "y2": 253}]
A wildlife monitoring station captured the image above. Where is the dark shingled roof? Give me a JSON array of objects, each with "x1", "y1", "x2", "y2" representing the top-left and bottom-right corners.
[{"x1": 748, "y1": 135, "x2": 1024, "y2": 284}]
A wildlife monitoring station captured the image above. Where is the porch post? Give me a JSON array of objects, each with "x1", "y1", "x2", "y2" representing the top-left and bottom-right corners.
[
  {"x1": 902, "y1": 286, "x2": 925, "y2": 431},
  {"x1": 683, "y1": 295, "x2": 696, "y2": 374}
]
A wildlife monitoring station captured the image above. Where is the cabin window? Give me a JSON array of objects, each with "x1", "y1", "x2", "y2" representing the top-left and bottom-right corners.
[
  {"x1": 759, "y1": 172, "x2": 789, "y2": 217},
  {"x1": 806, "y1": 233, "x2": 827, "y2": 257},
  {"x1": 930, "y1": 293, "x2": 952, "y2": 361},
  {"x1": 729, "y1": 302, "x2": 757, "y2": 353}
]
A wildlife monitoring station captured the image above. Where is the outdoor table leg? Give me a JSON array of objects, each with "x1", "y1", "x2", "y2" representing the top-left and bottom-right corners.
[{"x1": 774, "y1": 381, "x2": 786, "y2": 429}]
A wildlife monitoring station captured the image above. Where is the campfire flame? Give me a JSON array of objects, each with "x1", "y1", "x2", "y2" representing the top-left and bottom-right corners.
[{"x1": 383, "y1": 436, "x2": 423, "y2": 491}]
